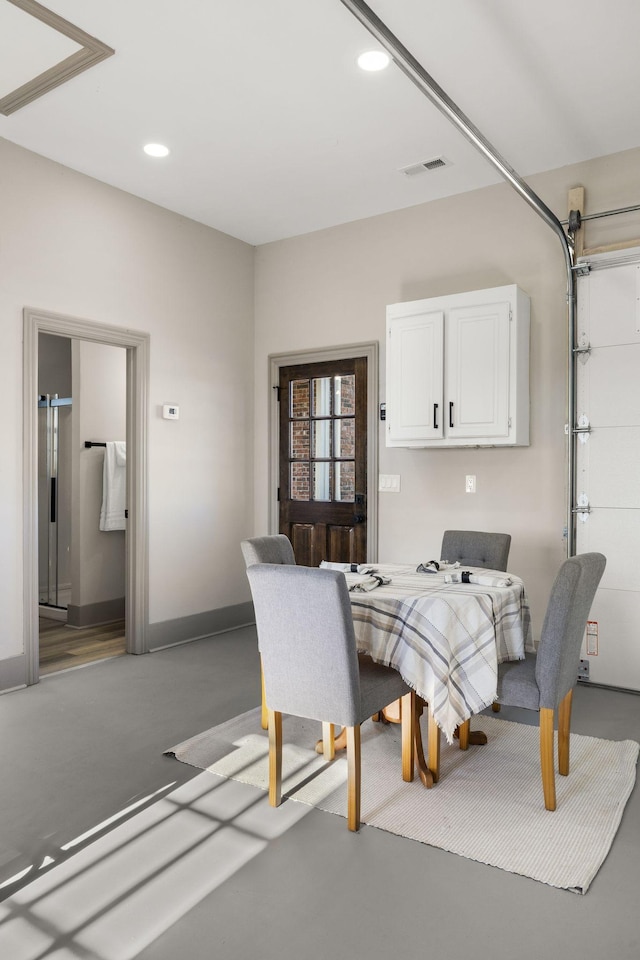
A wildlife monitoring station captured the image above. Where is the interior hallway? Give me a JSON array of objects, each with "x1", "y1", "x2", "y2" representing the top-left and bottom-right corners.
[{"x1": 1, "y1": 627, "x2": 638, "y2": 960}]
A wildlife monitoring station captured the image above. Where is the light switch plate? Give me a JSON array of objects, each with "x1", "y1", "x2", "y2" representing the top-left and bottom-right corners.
[
  {"x1": 162, "y1": 404, "x2": 179, "y2": 420},
  {"x1": 379, "y1": 474, "x2": 401, "y2": 493}
]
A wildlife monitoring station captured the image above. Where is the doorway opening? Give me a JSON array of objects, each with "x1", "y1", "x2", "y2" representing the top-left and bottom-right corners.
[
  {"x1": 23, "y1": 309, "x2": 150, "y2": 685},
  {"x1": 37, "y1": 334, "x2": 129, "y2": 674}
]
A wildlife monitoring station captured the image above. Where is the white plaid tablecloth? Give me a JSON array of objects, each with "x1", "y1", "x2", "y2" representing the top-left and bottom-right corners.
[{"x1": 347, "y1": 564, "x2": 533, "y2": 743}]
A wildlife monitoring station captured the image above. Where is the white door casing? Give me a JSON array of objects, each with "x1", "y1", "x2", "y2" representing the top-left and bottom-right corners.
[{"x1": 23, "y1": 308, "x2": 150, "y2": 683}]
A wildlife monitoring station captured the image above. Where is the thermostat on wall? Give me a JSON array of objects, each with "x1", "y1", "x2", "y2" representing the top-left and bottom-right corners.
[{"x1": 162, "y1": 404, "x2": 179, "y2": 420}]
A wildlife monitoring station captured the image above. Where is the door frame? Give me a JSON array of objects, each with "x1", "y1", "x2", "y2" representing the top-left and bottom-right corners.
[
  {"x1": 23, "y1": 308, "x2": 150, "y2": 684},
  {"x1": 268, "y1": 342, "x2": 379, "y2": 562}
]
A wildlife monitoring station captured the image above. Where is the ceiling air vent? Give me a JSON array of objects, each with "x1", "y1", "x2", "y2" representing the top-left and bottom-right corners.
[{"x1": 400, "y1": 156, "x2": 451, "y2": 177}]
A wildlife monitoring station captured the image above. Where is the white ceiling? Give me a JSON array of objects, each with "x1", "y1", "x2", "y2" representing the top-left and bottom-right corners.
[{"x1": 2, "y1": 0, "x2": 640, "y2": 245}]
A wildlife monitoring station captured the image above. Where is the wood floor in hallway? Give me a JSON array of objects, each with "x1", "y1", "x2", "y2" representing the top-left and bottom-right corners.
[{"x1": 39, "y1": 618, "x2": 126, "y2": 675}]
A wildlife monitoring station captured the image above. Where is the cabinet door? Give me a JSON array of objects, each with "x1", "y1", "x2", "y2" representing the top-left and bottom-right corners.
[
  {"x1": 387, "y1": 310, "x2": 444, "y2": 444},
  {"x1": 445, "y1": 300, "x2": 510, "y2": 440}
]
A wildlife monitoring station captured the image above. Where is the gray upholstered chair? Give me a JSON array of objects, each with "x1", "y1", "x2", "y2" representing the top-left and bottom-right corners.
[
  {"x1": 241, "y1": 535, "x2": 296, "y2": 729},
  {"x1": 440, "y1": 529, "x2": 511, "y2": 572},
  {"x1": 440, "y1": 529, "x2": 512, "y2": 722},
  {"x1": 246, "y1": 563, "x2": 415, "y2": 831},
  {"x1": 496, "y1": 552, "x2": 606, "y2": 810},
  {"x1": 241, "y1": 534, "x2": 296, "y2": 569}
]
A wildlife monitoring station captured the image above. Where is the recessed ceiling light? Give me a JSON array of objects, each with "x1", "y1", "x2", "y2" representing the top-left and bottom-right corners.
[
  {"x1": 357, "y1": 50, "x2": 390, "y2": 72},
  {"x1": 143, "y1": 143, "x2": 170, "y2": 158}
]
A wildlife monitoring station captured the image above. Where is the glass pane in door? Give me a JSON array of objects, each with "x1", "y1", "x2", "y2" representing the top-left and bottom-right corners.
[
  {"x1": 290, "y1": 379, "x2": 310, "y2": 418},
  {"x1": 334, "y1": 461, "x2": 355, "y2": 502},
  {"x1": 290, "y1": 420, "x2": 309, "y2": 460},
  {"x1": 312, "y1": 377, "x2": 331, "y2": 417},
  {"x1": 334, "y1": 374, "x2": 355, "y2": 415},
  {"x1": 313, "y1": 462, "x2": 331, "y2": 501},
  {"x1": 334, "y1": 418, "x2": 355, "y2": 458},
  {"x1": 291, "y1": 461, "x2": 310, "y2": 501},
  {"x1": 312, "y1": 420, "x2": 331, "y2": 459}
]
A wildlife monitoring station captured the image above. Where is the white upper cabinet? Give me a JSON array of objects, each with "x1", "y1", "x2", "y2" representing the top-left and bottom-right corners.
[
  {"x1": 386, "y1": 285, "x2": 530, "y2": 447},
  {"x1": 385, "y1": 307, "x2": 444, "y2": 443}
]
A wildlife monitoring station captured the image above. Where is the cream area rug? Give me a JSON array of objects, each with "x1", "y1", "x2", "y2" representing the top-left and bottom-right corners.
[{"x1": 166, "y1": 708, "x2": 638, "y2": 894}]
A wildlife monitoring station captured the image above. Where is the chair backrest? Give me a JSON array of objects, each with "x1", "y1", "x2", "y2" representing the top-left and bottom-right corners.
[
  {"x1": 535, "y1": 552, "x2": 606, "y2": 708},
  {"x1": 440, "y1": 530, "x2": 511, "y2": 571},
  {"x1": 246, "y1": 563, "x2": 362, "y2": 727},
  {"x1": 241, "y1": 534, "x2": 295, "y2": 568}
]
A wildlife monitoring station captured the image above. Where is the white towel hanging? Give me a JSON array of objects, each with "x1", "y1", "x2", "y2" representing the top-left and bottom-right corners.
[{"x1": 99, "y1": 441, "x2": 126, "y2": 531}]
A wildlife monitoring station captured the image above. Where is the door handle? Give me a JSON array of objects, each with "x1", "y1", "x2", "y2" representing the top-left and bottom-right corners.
[{"x1": 352, "y1": 514, "x2": 365, "y2": 524}]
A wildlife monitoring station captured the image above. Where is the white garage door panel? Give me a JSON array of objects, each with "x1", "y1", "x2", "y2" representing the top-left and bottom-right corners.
[
  {"x1": 577, "y1": 257, "x2": 640, "y2": 690},
  {"x1": 580, "y1": 427, "x2": 640, "y2": 508},
  {"x1": 581, "y1": 588, "x2": 640, "y2": 690},
  {"x1": 576, "y1": 509, "x2": 640, "y2": 592},
  {"x1": 583, "y1": 264, "x2": 640, "y2": 347},
  {"x1": 579, "y1": 344, "x2": 640, "y2": 427}
]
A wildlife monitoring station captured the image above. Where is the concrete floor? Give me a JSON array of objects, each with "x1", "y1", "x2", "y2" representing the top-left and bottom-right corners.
[{"x1": 1, "y1": 627, "x2": 639, "y2": 960}]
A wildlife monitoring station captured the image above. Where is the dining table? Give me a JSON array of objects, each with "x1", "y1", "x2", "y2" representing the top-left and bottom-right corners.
[{"x1": 323, "y1": 562, "x2": 534, "y2": 786}]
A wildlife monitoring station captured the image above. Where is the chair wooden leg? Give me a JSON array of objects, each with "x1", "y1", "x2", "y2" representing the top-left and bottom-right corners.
[
  {"x1": 458, "y1": 719, "x2": 470, "y2": 750},
  {"x1": 322, "y1": 722, "x2": 335, "y2": 761},
  {"x1": 491, "y1": 702, "x2": 501, "y2": 713},
  {"x1": 268, "y1": 709, "x2": 283, "y2": 807},
  {"x1": 260, "y1": 659, "x2": 268, "y2": 730},
  {"x1": 346, "y1": 725, "x2": 361, "y2": 831},
  {"x1": 401, "y1": 692, "x2": 415, "y2": 782},
  {"x1": 427, "y1": 707, "x2": 440, "y2": 784},
  {"x1": 558, "y1": 689, "x2": 573, "y2": 777},
  {"x1": 539, "y1": 707, "x2": 557, "y2": 811}
]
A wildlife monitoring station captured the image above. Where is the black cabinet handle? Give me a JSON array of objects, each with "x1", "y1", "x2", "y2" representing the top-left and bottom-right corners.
[
  {"x1": 50, "y1": 477, "x2": 56, "y2": 523},
  {"x1": 433, "y1": 403, "x2": 438, "y2": 429},
  {"x1": 449, "y1": 402, "x2": 454, "y2": 428}
]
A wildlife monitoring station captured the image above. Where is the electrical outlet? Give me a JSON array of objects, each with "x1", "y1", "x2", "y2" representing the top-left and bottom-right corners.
[
  {"x1": 586, "y1": 620, "x2": 599, "y2": 656},
  {"x1": 578, "y1": 659, "x2": 590, "y2": 681},
  {"x1": 465, "y1": 475, "x2": 476, "y2": 494}
]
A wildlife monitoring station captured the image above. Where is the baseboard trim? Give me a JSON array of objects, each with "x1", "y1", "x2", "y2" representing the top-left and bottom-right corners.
[
  {"x1": 0, "y1": 654, "x2": 28, "y2": 695},
  {"x1": 39, "y1": 604, "x2": 67, "y2": 623},
  {"x1": 67, "y1": 597, "x2": 125, "y2": 628},
  {"x1": 577, "y1": 679, "x2": 640, "y2": 696},
  {"x1": 148, "y1": 602, "x2": 255, "y2": 652}
]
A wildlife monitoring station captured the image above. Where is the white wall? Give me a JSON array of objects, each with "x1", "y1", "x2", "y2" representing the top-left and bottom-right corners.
[
  {"x1": 253, "y1": 147, "x2": 640, "y2": 634},
  {"x1": 0, "y1": 137, "x2": 255, "y2": 668},
  {"x1": 71, "y1": 340, "x2": 127, "y2": 609}
]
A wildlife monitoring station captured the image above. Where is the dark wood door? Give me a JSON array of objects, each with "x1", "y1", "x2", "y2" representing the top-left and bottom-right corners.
[{"x1": 278, "y1": 357, "x2": 368, "y2": 566}]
